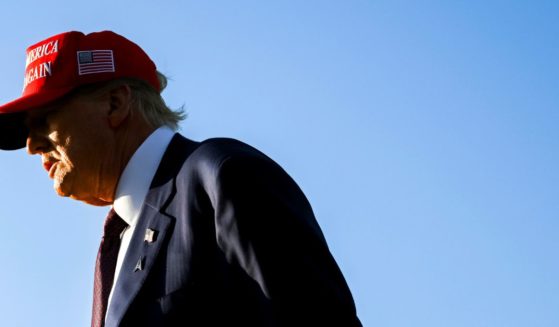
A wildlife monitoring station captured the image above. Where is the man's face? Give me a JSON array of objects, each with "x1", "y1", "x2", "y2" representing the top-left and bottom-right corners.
[{"x1": 25, "y1": 92, "x2": 118, "y2": 206}]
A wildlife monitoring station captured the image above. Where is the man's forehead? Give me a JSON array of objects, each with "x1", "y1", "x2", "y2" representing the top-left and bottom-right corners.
[
  {"x1": 27, "y1": 89, "x2": 88, "y2": 115},
  {"x1": 26, "y1": 102, "x2": 62, "y2": 118},
  {"x1": 23, "y1": 96, "x2": 73, "y2": 124}
]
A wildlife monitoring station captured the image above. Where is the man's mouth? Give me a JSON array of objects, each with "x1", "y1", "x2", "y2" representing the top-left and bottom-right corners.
[{"x1": 43, "y1": 161, "x2": 58, "y2": 178}]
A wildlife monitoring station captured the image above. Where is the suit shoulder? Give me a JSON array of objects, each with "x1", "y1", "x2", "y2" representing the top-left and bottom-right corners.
[
  {"x1": 190, "y1": 137, "x2": 269, "y2": 167},
  {"x1": 175, "y1": 137, "x2": 285, "y2": 201}
]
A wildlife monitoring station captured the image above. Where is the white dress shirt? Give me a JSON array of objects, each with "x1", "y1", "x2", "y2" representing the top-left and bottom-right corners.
[{"x1": 105, "y1": 126, "x2": 175, "y2": 316}]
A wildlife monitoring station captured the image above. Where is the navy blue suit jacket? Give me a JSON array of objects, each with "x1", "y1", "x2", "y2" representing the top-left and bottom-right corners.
[{"x1": 104, "y1": 134, "x2": 361, "y2": 326}]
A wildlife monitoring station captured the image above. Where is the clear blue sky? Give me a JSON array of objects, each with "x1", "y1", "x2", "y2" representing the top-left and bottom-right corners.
[{"x1": 0, "y1": 1, "x2": 558, "y2": 326}]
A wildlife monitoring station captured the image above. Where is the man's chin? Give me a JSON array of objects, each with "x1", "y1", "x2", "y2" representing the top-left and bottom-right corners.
[
  {"x1": 75, "y1": 195, "x2": 112, "y2": 206},
  {"x1": 53, "y1": 179, "x2": 113, "y2": 206},
  {"x1": 54, "y1": 182, "x2": 70, "y2": 198}
]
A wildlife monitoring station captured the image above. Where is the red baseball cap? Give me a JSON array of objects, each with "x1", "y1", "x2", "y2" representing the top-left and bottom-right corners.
[{"x1": 0, "y1": 30, "x2": 160, "y2": 150}]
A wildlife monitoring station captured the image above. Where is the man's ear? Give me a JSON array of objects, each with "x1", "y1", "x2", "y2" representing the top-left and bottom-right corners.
[{"x1": 107, "y1": 84, "x2": 132, "y2": 128}]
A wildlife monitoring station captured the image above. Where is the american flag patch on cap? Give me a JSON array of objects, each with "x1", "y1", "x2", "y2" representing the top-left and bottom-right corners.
[{"x1": 77, "y1": 50, "x2": 115, "y2": 75}]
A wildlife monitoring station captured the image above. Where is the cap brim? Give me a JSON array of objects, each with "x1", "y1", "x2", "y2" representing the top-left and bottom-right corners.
[
  {"x1": 0, "y1": 112, "x2": 28, "y2": 150},
  {"x1": 0, "y1": 86, "x2": 76, "y2": 150}
]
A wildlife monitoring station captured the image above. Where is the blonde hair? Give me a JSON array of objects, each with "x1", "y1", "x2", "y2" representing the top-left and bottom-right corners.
[
  {"x1": 125, "y1": 72, "x2": 186, "y2": 130},
  {"x1": 72, "y1": 71, "x2": 186, "y2": 130}
]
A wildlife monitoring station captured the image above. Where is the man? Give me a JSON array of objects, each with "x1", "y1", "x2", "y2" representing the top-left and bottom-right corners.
[{"x1": 0, "y1": 31, "x2": 361, "y2": 326}]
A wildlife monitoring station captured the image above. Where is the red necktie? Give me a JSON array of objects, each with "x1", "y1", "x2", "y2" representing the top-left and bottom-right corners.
[{"x1": 91, "y1": 209, "x2": 128, "y2": 327}]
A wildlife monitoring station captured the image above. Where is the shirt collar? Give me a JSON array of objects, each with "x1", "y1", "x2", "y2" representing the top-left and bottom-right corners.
[{"x1": 113, "y1": 126, "x2": 175, "y2": 227}]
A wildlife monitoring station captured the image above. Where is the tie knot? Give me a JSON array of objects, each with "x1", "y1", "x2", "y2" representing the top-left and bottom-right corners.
[{"x1": 103, "y1": 209, "x2": 128, "y2": 239}]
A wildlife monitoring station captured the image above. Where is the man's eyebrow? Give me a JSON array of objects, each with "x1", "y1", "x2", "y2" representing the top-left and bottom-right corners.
[{"x1": 25, "y1": 106, "x2": 57, "y2": 127}]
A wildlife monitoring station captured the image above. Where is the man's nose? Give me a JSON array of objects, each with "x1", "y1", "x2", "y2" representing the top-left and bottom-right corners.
[{"x1": 26, "y1": 131, "x2": 50, "y2": 155}]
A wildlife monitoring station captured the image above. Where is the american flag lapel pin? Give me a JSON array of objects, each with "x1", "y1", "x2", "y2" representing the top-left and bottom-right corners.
[{"x1": 144, "y1": 228, "x2": 157, "y2": 243}]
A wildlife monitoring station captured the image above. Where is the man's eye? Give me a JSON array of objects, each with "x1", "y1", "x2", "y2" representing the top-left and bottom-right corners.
[{"x1": 27, "y1": 114, "x2": 49, "y2": 131}]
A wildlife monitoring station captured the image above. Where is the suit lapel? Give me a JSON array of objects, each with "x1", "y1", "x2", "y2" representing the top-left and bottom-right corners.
[
  {"x1": 104, "y1": 184, "x2": 173, "y2": 327},
  {"x1": 104, "y1": 134, "x2": 199, "y2": 327}
]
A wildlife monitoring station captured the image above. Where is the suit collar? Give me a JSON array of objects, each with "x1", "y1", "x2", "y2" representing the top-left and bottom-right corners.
[
  {"x1": 113, "y1": 127, "x2": 175, "y2": 226},
  {"x1": 105, "y1": 134, "x2": 199, "y2": 327}
]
